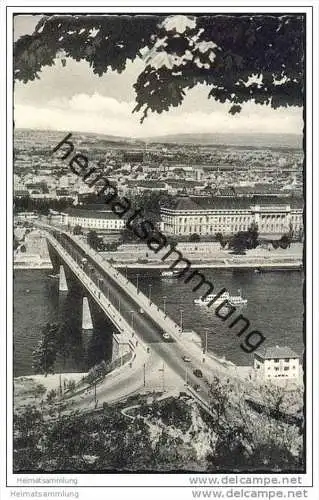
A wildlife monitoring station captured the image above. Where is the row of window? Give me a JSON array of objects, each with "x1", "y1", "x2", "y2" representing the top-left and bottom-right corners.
[
  {"x1": 164, "y1": 216, "x2": 302, "y2": 225},
  {"x1": 172, "y1": 216, "x2": 252, "y2": 223},
  {"x1": 166, "y1": 224, "x2": 299, "y2": 235},
  {"x1": 173, "y1": 225, "x2": 249, "y2": 235},
  {"x1": 256, "y1": 358, "x2": 297, "y2": 365},
  {"x1": 163, "y1": 218, "x2": 302, "y2": 229},
  {"x1": 68, "y1": 217, "x2": 124, "y2": 228},
  {"x1": 256, "y1": 365, "x2": 297, "y2": 370},
  {"x1": 275, "y1": 366, "x2": 297, "y2": 371},
  {"x1": 268, "y1": 358, "x2": 296, "y2": 363},
  {"x1": 259, "y1": 224, "x2": 287, "y2": 230}
]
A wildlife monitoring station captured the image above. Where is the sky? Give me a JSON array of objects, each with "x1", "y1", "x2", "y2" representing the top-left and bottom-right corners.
[{"x1": 13, "y1": 14, "x2": 303, "y2": 139}]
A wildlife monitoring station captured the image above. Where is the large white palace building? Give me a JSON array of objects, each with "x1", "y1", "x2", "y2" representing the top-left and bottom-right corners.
[
  {"x1": 60, "y1": 206, "x2": 126, "y2": 232},
  {"x1": 58, "y1": 195, "x2": 303, "y2": 237},
  {"x1": 160, "y1": 196, "x2": 303, "y2": 237}
]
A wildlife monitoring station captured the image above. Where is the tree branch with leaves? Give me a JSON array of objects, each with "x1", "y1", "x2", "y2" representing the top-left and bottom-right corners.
[{"x1": 14, "y1": 14, "x2": 304, "y2": 122}]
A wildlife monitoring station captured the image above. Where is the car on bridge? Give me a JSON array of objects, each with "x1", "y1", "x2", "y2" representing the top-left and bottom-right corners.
[
  {"x1": 193, "y1": 369, "x2": 203, "y2": 378},
  {"x1": 182, "y1": 355, "x2": 191, "y2": 362},
  {"x1": 81, "y1": 257, "x2": 88, "y2": 269},
  {"x1": 162, "y1": 332, "x2": 172, "y2": 341}
]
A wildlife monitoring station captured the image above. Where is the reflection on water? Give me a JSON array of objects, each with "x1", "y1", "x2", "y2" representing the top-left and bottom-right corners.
[
  {"x1": 14, "y1": 270, "x2": 113, "y2": 376},
  {"x1": 13, "y1": 267, "x2": 304, "y2": 376},
  {"x1": 135, "y1": 267, "x2": 304, "y2": 366}
]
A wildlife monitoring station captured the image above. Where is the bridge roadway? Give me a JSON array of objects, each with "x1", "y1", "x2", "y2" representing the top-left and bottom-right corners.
[{"x1": 44, "y1": 227, "x2": 217, "y2": 409}]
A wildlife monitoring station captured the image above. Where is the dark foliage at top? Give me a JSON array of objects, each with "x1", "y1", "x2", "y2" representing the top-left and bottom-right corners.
[{"x1": 14, "y1": 14, "x2": 304, "y2": 121}]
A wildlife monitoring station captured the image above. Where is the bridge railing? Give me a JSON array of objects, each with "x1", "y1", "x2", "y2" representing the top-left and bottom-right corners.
[
  {"x1": 66, "y1": 232, "x2": 185, "y2": 340},
  {"x1": 186, "y1": 385, "x2": 213, "y2": 415},
  {"x1": 42, "y1": 226, "x2": 232, "y2": 374},
  {"x1": 45, "y1": 231, "x2": 150, "y2": 355},
  {"x1": 45, "y1": 227, "x2": 234, "y2": 371}
]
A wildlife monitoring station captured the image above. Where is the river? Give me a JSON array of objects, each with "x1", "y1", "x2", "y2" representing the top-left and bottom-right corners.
[{"x1": 13, "y1": 268, "x2": 304, "y2": 377}]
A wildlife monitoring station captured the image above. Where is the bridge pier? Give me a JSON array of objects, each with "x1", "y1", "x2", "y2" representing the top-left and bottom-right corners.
[
  {"x1": 112, "y1": 332, "x2": 131, "y2": 360},
  {"x1": 82, "y1": 296, "x2": 93, "y2": 330},
  {"x1": 59, "y1": 265, "x2": 68, "y2": 292}
]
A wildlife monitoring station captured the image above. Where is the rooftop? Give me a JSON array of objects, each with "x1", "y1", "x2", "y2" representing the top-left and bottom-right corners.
[
  {"x1": 126, "y1": 180, "x2": 167, "y2": 189},
  {"x1": 164, "y1": 197, "x2": 202, "y2": 212},
  {"x1": 256, "y1": 345, "x2": 300, "y2": 360},
  {"x1": 14, "y1": 190, "x2": 30, "y2": 197},
  {"x1": 65, "y1": 206, "x2": 127, "y2": 220},
  {"x1": 234, "y1": 184, "x2": 284, "y2": 195},
  {"x1": 161, "y1": 195, "x2": 304, "y2": 211}
]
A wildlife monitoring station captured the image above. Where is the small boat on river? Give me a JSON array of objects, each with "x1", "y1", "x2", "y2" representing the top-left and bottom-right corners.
[
  {"x1": 228, "y1": 289, "x2": 247, "y2": 307},
  {"x1": 161, "y1": 270, "x2": 182, "y2": 278},
  {"x1": 194, "y1": 289, "x2": 247, "y2": 307}
]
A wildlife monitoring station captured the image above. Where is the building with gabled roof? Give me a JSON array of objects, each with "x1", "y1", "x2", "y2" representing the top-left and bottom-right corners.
[{"x1": 254, "y1": 345, "x2": 300, "y2": 380}]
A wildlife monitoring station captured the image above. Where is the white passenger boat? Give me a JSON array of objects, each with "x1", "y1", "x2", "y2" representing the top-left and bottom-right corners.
[
  {"x1": 194, "y1": 289, "x2": 247, "y2": 307},
  {"x1": 194, "y1": 292, "x2": 230, "y2": 306},
  {"x1": 228, "y1": 289, "x2": 248, "y2": 307}
]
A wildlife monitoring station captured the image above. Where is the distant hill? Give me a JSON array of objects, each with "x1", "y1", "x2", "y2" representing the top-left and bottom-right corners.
[
  {"x1": 15, "y1": 128, "x2": 142, "y2": 145},
  {"x1": 144, "y1": 133, "x2": 303, "y2": 149},
  {"x1": 15, "y1": 128, "x2": 303, "y2": 150}
]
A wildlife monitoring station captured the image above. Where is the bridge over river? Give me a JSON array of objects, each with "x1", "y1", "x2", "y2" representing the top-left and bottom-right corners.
[{"x1": 39, "y1": 223, "x2": 246, "y2": 413}]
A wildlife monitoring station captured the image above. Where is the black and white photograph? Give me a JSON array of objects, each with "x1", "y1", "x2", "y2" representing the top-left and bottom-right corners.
[{"x1": 2, "y1": 2, "x2": 319, "y2": 498}]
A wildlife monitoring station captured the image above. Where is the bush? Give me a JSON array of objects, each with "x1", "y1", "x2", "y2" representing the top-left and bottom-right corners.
[
  {"x1": 272, "y1": 240, "x2": 280, "y2": 249},
  {"x1": 104, "y1": 242, "x2": 119, "y2": 251},
  {"x1": 229, "y1": 232, "x2": 247, "y2": 255},
  {"x1": 215, "y1": 232, "x2": 228, "y2": 248},
  {"x1": 73, "y1": 225, "x2": 82, "y2": 235},
  {"x1": 46, "y1": 389, "x2": 57, "y2": 403},
  {"x1": 279, "y1": 234, "x2": 291, "y2": 249},
  {"x1": 189, "y1": 233, "x2": 200, "y2": 243},
  {"x1": 67, "y1": 380, "x2": 76, "y2": 392}
]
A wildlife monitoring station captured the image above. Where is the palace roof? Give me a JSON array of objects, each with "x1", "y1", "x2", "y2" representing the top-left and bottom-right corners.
[{"x1": 162, "y1": 195, "x2": 303, "y2": 211}]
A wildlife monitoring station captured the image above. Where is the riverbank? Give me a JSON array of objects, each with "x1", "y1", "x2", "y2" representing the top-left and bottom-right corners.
[
  {"x1": 101, "y1": 241, "x2": 303, "y2": 271},
  {"x1": 13, "y1": 257, "x2": 302, "y2": 271},
  {"x1": 14, "y1": 260, "x2": 53, "y2": 270},
  {"x1": 14, "y1": 227, "x2": 53, "y2": 269},
  {"x1": 113, "y1": 261, "x2": 303, "y2": 270},
  {"x1": 14, "y1": 373, "x2": 86, "y2": 411}
]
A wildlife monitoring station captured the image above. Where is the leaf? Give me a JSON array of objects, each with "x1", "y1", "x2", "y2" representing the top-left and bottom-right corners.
[
  {"x1": 229, "y1": 104, "x2": 241, "y2": 115},
  {"x1": 14, "y1": 14, "x2": 304, "y2": 120}
]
